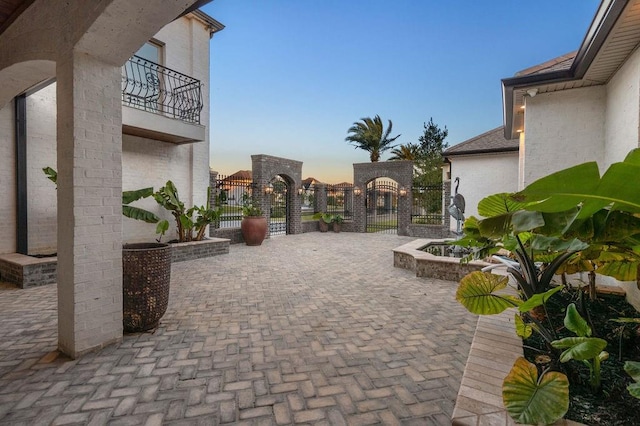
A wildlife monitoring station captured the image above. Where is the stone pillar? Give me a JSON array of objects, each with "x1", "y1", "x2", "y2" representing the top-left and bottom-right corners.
[
  {"x1": 56, "y1": 52, "x2": 123, "y2": 358},
  {"x1": 314, "y1": 184, "x2": 327, "y2": 214},
  {"x1": 443, "y1": 179, "x2": 452, "y2": 234}
]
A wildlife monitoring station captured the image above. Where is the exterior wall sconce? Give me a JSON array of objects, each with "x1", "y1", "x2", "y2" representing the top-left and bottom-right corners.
[
  {"x1": 264, "y1": 183, "x2": 274, "y2": 194},
  {"x1": 399, "y1": 187, "x2": 408, "y2": 197},
  {"x1": 353, "y1": 187, "x2": 362, "y2": 196},
  {"x1": 297, "y1": 187, "x2": 304, "y2": 195}
]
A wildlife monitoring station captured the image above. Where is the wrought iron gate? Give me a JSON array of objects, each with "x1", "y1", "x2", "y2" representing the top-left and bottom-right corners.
[
  {"x1": 366, "y1": 179, "x2": 398, "y2": 234},
  {"x1": 268, "y1": 177, "x2": 288, "y2": 236}
]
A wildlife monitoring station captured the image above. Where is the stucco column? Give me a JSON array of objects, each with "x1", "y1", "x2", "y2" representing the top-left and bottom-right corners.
[{"x1": 56, "y1": 51, "x2": 123, "y2": 358}]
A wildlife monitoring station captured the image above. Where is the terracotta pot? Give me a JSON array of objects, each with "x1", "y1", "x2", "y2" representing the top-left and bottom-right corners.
[
  {"x1": 122, "y1": 242, "x2": 172, "y2": 332},
  {"x1": 318, "y1": 219, "x2": 329, "y2": 232},
  {"x1": 333, "y1": 222, "x2": 342, "y2": 233},
  {"x1": 241, "y1": 216, "x2": 268, "y2": 246}
]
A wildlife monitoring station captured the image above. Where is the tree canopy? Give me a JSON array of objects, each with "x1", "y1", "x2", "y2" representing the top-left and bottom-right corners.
[
  {"x1": 345, "y1": 115, "x2": 400, "y2": 162},
  {"x1": 389, "y1": 117, "x2": 448, "y2": 186}
]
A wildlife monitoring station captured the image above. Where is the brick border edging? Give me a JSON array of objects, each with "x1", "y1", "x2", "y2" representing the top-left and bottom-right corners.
[
  {"x1": 452, "y1": 309, "x2": 585, "y2": 426},
  {"x1": 0, "y1": 238, "x2": 230, "y2": 288}
]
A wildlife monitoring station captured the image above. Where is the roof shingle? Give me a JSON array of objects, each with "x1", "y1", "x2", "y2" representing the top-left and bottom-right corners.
[{"x1": 444, "y1": 127, "x2": 518, "y2": 156}]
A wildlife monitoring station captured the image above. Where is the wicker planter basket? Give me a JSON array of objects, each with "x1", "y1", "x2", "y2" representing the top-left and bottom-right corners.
[{"x1": 122, "y1": 242, "x2": 171, "y2": 332}]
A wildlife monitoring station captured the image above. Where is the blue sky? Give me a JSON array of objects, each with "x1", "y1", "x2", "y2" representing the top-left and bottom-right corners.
[{"x1": 202, "y1": 0, "x2": 600, "y2": 183}]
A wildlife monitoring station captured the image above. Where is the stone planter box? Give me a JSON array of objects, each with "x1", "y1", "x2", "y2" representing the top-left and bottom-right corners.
[
  {"x1": 393, "y1": 239, "x2": 490, "y2": 282},
  {"x1": 0, "y1": 237, "x2": 230, "y2": 289}
]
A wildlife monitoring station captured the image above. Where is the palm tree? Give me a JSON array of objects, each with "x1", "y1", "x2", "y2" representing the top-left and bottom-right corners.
[
  {"x1": 345, "y1": 115, "x2": 400, "y2": 162},
  {"x1": 388, "y1": 143, "x2": 421, "y2": 161}
]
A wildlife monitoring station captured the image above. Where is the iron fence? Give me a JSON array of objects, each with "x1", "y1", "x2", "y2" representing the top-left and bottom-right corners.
[
  {"x1": 411, "y1": 183, "x2": 444, "y2": 225},
  {"x1": 366, "y1": 180, "x2": 398, "y2": 233},
  {"x1": 211, "y1": 174, "x2": 253, "y2": 229},
  {"x1": 122, "y1": 55, "x2": 203, "y2": 124},
  {"x1": 325, "y1": 184, "x2": 354, "y2": 220}
]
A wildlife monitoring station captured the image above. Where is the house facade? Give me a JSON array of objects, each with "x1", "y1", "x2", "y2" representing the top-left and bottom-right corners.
[
  {"x1": 500, "y1": 0, "x2": 640, "y2": 307},
  {"x1": 502, "y1": 0, "x2": 640, "y2": 186},
  {"x1": 443, "y1": 127, "x2": 519, "y2": 231},
  {"x1": 0, "y1": 0, "x2": 221, "y2": 357}
]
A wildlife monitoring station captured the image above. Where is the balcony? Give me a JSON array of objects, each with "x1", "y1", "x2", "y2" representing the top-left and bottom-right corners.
[{"x1": 121, "y1": 55, "x2": 205, "y2": 144}]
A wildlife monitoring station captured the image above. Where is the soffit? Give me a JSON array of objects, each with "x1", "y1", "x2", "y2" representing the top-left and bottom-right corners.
[
  {"x1": 505, "y1": 0, "x2": 640, "y2": 138},
  {"x1": 0, "y1": 0, "x2": 33, "y2": 36}
]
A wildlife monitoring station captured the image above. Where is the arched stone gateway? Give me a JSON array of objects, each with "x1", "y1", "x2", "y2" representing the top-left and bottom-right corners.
[
  {"x1": 353, "y1": 161, "x2": 413, "y2": 236},
  {"x1": 251, "y1": 155, "x2": 303, "y2": 236}
]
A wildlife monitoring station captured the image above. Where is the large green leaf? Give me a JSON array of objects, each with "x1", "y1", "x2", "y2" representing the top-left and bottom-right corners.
[
  {"x1": 455, "y1": 271, "x2": 519, "y2": 314},
  {"x1": 518, "y1": 286, "x2": 563, "y2": 313},
  {"x1": 625, "y1": 361, "x2": 640, "y2": 399},
  {"x1": 122, "y1": 205, "x2": 159, "y2": 224},
  {"x1": 514, "y1": 162, "x2": 603, "y2": 213},
  {"x1": 515, "y1": 154, "x2": 640, "y2": 219},
  {"x1": 514, "y1": 314, "x2": 533, "y2": 339},
  {"x1": 122, "y1": 187, "x2": 154, "y2": 205},
  {"x1": 564, "y1": 303, "x2": 591, "y2": 337},
  {"x1": 597, "y1": 261, "x2": 639, "y2": 280},
  {"x1": 477, "y1": 213, "x2": 514, "y2": 239},
  {"x1": 552, "y1": 337, "x2": 607, "y2": 362},
  {"x1": 529, "y1": 235, "x2": 588, "y2": 252},
  {"x1": 598, "y1": 162, "x2": 640, "y2": 214},
  {"x1": 502, "y1": 357, "x2": 569, "y2": 425},
  {"x1": 512, "y1": 210, "x2": 545, "y2": 234},
  {"x1": 477, "y1": 193, "x2": 528, "y2": 217}
]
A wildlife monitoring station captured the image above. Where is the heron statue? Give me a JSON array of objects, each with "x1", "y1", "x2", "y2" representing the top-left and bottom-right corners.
[{"x1": 448, "y1": 177, "x2": 465, "y2": 236}]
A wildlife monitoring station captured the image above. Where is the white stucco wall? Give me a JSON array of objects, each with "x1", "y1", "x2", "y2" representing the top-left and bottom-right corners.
[
  {"x1": 605, "y1": 45, "x2": 640, "y2": 168},
  {"x1": 9, "y1": 14, "x2": 213, "y2": 252},
  {"x1": 523, "y1": 86, "x2": 606, "y2": 186},
  {"x1": 27, "y1": 84, "x2": 57, "y2": 254},
  {"x1": 448, "y1": 152, "x2": 520, "y2": 230},
  {"x1": 0, "y1": 101, "x2": 15, "y2": 253}
]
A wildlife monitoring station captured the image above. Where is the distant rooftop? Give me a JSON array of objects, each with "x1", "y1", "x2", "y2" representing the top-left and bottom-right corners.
[{"x1": 444, "y1": 127, "x2": 518, "y2": 157}]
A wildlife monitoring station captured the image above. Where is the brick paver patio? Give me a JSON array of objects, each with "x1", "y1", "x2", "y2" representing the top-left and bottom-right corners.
[{"x1": 0, "y1": 232, "x2": 477, "y2": 425}]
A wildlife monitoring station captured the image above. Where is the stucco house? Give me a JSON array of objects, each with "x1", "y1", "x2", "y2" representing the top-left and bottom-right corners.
[
  {"x1": 502, "y1": 0, "x2": 640, "y2": 186},
  {"x1": 443, "y1": 127, "x2": 519, "y2": 230},
  {"x1": 0, "y1": 0, "x2": 222, "y2": 357},
  {"x1": 501, "y1": 0, "x2": 640, "y2": 305}
]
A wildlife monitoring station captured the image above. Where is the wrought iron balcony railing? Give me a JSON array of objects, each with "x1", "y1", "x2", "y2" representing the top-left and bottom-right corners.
[{"x1": 122, "y1": 55, "x2": 203, "y2": 124}]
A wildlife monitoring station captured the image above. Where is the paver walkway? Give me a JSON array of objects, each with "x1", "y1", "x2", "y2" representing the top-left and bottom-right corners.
[{"x1": 0, "y1": 232, "x2": 477, "y2": 425}]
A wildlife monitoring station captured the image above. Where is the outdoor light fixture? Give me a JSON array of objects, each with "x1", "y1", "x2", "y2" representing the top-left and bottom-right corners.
[
  {"x1": 298, "y1": 187, "x2": 304, "y2": 195},
  {"x1": 264, "y1": 183, "x2": 274, "y2": 194},
  {"x1": 399, "y1": 187, "x2": 408, "y2": 197},
  {"x1": 353, "y1": 187, "x2": 362, "y2": 196}
]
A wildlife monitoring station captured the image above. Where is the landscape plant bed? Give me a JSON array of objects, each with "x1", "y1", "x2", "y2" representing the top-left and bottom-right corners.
[{"x1": 523, "y1": 289, "x2": 640, "y2": 425}]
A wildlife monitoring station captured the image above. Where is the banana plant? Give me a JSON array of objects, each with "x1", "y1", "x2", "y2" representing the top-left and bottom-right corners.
[
  {"x1": 153, "y1": 180, "x2": 220, "y2": 242},
  {"x1": 43, "y1": 166, "x2": 164, "y2": 233}
]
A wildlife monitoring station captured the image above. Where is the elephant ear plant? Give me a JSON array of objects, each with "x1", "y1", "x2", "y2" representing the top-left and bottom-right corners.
[{"x1": 455, "y1": 148, "x2": 640, "y2": 425}]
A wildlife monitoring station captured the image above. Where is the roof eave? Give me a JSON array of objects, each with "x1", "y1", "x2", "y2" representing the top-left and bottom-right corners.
[
  {"x1": 501, "y1": 0, "x2": 627, "y2": 139},
  {"x1": 445, "y1": 147, "x2": 520, "y2": 158}
]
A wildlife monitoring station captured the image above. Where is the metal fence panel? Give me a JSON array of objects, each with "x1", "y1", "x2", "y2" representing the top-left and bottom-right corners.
[
  {"x1": 411, "y1": 183, "x2": 444, "y2": 225},
  {"x1": 366, "y1": 180, "x2": 398, "y2": 233}
]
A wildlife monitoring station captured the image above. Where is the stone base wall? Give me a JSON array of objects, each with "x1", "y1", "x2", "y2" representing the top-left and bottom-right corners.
[
  {"x1": 171, "y1": 238, "x2": 229, "y2": 262},
  {"x1": 0, "y1": 253, "x2": 57, "y2": 289},
  {"x1": 210, "y1": 227, "x2": 244, "y2": 244},
  {"x1": 0, "y1": 238, "x2": 230, "y2": 288},
  {"x1": 393, "y1": 239, "x2": 490, "y2": 282},
  {"x1": 406, "y1": 224, "x2": 453, "y2": 239}
]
